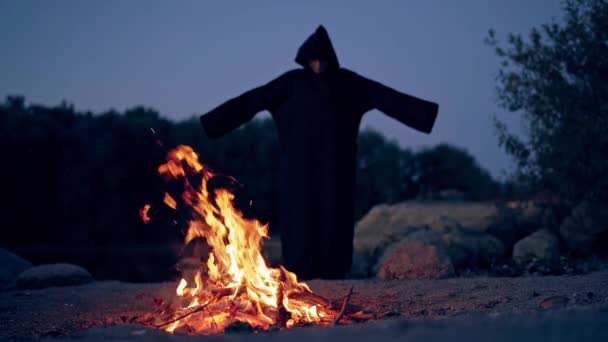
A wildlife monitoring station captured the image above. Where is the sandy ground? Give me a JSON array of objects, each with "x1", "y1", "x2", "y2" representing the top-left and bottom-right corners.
[{"x1": 1, "y1": 271, "x2": 608, "y2": 341}]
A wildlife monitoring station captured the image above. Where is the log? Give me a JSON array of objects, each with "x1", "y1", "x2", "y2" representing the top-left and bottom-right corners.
[
  {"x1": 154, "y1": 302, "x2": 212, "y2": 328},
  {"x1": 333, "y1": 286, "x2": 354, "y2": 325},
  {"x1": 288, "y1": 291, "x2": 330, "y2": 307}
]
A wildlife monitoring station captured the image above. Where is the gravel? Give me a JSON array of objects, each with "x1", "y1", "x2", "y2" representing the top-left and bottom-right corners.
[{"x1": 1, "y1": 270, "x2": 607, "y2": 340}]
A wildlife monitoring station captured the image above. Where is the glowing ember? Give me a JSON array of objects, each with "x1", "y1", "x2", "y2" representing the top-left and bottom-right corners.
[
  {"x1": 148, "y1": 145, "x2": 348, "y2": 335},
  {"x1": 163, "y1": 192, "x2": 177, "y2": 209},
  {"x1": 140, "y1": 204, "x2": 151, "y2": 224}
]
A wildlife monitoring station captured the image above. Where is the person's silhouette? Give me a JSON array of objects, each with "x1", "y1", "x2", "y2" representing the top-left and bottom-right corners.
[{"x1": 200, "y1": 25, "x2": 439, "y2": 279}]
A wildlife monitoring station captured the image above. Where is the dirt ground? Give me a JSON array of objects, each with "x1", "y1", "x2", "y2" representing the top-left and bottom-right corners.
[{"x1": 1, "y1": 270, "x2": 608, "y2": 340}]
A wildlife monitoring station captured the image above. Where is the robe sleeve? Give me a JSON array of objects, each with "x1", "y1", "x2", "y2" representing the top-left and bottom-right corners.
[
  {"x1": 350, "y1": 71, "x2": 439, "y2": 134},
  {"x1": 200, "y1": 71, "x2": 292, "y2": 139}
]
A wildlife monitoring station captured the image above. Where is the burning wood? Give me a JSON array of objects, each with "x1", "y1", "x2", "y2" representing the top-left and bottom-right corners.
[
  {"x1": 333, "y1": 286, "x2": 354, "y2": 325},
  {"x1": 141, "y1": 145, "x2": 372, "y2": 335}
]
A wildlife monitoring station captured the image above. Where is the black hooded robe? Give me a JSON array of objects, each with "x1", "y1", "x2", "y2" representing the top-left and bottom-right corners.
[{"x1": 200, "y1": 25, "x2": 439, "y2": 279}]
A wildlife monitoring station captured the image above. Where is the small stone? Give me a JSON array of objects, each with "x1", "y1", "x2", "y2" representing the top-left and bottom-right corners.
[
  {"x1": 0, "y1": 248, "x2": 32, "y2": 289},
  {"x1": 381, "y1": 310, "x2": 401, "y2": 318},
  {"x1": 16, "y1": 263, "x2": 93, "y2": 289},
  {"x1": 539, "y1": 295, "x2": 569, "y2": 310}
]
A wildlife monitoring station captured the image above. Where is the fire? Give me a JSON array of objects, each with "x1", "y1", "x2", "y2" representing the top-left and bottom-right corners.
[
  {"x1": 163, "y1": 192, "x2": 177, "y2": 209},
  {"x1": 152, "y1": 145, "x2": 337, "y2": 334},
  {"x1": 140, "y1": 204, "x2": 151, "y2": 224}
]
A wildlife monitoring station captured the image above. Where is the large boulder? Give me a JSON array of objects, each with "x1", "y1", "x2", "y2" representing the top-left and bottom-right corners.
[
  {"x1": 559, "y1": 201, "x2": 608, "y2": 255},
  {"x1": 352, "y1": 201, "x2": 511, "y2": 277},
  {"x1": 16, "y1": 263, "x2": 93, "y2": 289},
  {"x1": 486, "y1": 204, "x2": 539, "y2": 247},
  {"x1": 439, "y1": 225, "x2": 506, "y2": 269},
  {"x1": 355, "y1": 201, "x2": 501, "y2": 237},
  {"x1": 376, "y1": 234, "x2": 454, "y2": 280},
  {"x1": 371, "y1": 228, "x2": 446, "y2": 275},
  {"x1": 351, "y1": 204, "x2": 423, "y2": 277},
  {"x1": 0, "y1": 248, "x2": 32, "y2": 289},
  {"x1": 512, "y1": 230, "x2": 560, "y2": 264}
]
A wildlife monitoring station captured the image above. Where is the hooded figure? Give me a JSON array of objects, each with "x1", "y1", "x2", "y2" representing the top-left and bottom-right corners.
[{"x1": 200, "y1": 25, "x2": 439, "y2": 279}]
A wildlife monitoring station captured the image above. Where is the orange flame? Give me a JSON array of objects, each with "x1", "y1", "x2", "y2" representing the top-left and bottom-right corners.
[
  {"x1": 140, "y1": 204, "x2": 151, "y2": 224},
  {"x1": 154, "y1": 145, "x2": 334, "y2": 334},
  {"x1": 163, "y1": 192, "x2": 177, "y2": 209}
]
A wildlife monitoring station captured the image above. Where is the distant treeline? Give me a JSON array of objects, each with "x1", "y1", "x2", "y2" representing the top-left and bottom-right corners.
[{"x1": 0, "y1": 95, "x2": 507, "y2": 250}]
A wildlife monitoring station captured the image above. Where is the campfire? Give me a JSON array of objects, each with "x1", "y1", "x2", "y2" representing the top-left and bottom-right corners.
[{"x1": 140, "y1": 145, "x2": 371, "y2": 335}]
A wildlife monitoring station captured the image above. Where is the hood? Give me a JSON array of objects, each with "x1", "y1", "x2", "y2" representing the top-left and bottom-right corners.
[{"x1": 295, "y1": 25, "x2": 340, "y2": 71}]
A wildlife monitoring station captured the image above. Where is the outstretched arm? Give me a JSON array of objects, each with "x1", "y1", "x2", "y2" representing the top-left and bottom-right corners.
[
  {"x1": 350, "y1": 71, "x2": 439, "y2": 134},
  {"x1": 200, "y1": 71, "x2": 292, "y2": 139}
]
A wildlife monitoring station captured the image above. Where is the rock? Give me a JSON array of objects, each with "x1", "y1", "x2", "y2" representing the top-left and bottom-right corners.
[
  {"x1": 513, "y1": 230, "x2": 560, "y2": 264},
  {"x1": 486, "y1": 205, "x2": 538, "y2": 247},
  {"x1": 573, "y1": 291, "x2": 595, "y2": 305},
  {"x1": 357, "y1": 201, "x2": 501, "y2": 235},
  {"x1": 353, "y1": 201, "x2": 511, "y2": 277},
  {"x1": 0, "y1": 248, "x2": 32, "y2": 289},
  {"x1": 352, "y1": 204, "x2": 423, "y2": 277},
  {"x1": 16, "y1": 263, "x2": 93, "y2": 289},
  {"x1": 376, "y1": 237, "x2": 454, "y2": 280},
  {"x1": 370, "y1": 227, "x2": 446, "y2": 276},
  {"x1": 559, "y1": 201, "x2": 608, "y2": 255},
  {"x1": 524, "y1": 258, "x2": 557, "y2": 275},
  {"x1": 490, "y1": 263, "x2": 522, "y2": 277},
  {"x1": 407, "y1": 228, "x2": 445, "y2": 245},
  {"x1": 538, "y1": 295, "x2": 569, "y2": 310},
  {"x1": 439, "y1": 225, "x2": 506, "y2": 269},
  {"x1": 354, "y1": 204, "x2": 422, "y2": 261}
]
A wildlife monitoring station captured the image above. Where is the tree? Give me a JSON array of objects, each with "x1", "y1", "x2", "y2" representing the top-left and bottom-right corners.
[
  {"x1": 486, "y1": 0, "x2": 608, "y2": 203},
  {"x1": 0, "y1": 96, "x2": 501, "y2": 280},
  {"x1": 414, "y1": 144, "x2": 500, "y2": 201},
  {"x1": 355, "y1": 129, "x2": 416, "y2": 218}
]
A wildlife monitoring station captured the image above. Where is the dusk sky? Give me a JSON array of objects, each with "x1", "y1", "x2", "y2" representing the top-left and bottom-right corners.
[{"x1": 0, "y1": 1, "x2": 564, "y2": 180}]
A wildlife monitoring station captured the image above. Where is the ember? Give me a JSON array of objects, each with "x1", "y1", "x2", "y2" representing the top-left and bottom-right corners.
[
  {"x1": 142, "y1": 145, "x2": 369, "y2": 335},
  {"x1": 139, "y1": 204, "x2": 151, "y2": 224}
]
